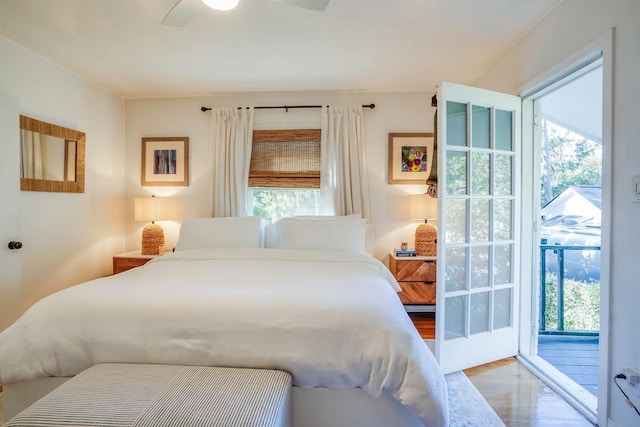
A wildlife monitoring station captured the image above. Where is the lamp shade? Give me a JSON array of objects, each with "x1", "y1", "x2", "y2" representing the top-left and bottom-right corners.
[
  {"x1": 134, "y1": 196, "x2": 177, "y2": 222},
  {"x1": 408, "y1": 194, "x2": 438, "y2": 220},
  {"x1": 202, "y1": 0, "x2": 239, "y2": 11}
]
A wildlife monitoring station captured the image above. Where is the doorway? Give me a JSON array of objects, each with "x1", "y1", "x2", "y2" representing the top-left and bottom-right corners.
[
  {"x1": 519, "y1": 53, "x2": 607, "y2": 423},
  {"x1": 538, "y1": 59, "x2": 602, "y2": 396}
]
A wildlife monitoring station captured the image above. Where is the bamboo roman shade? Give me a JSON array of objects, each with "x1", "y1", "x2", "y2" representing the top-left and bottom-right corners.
[{"x1": 249, "y1": 129, "x2": 321, "y2": 188}]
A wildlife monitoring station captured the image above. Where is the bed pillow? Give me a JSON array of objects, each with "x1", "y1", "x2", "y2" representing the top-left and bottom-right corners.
[
  {"x1": 175, "y1": 216, "x2": 266, "y2": 251},
  {"x1": 266, "y1": 215, "x2": 363, "y2": 249},
  {"x1": 266, "y1": 215, "x2": 364, "y2": 249},
  {"x1": 275, "y1": 216, "x2": 367, "y2": 253},
  {"x1": 288, "y1": 214, "x2": 362, "y2": 221}
]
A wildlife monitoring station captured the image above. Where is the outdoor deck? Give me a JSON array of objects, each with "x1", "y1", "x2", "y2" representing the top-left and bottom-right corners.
[{"x1": 538, "y1": 334, "x2": 599, "y2": 396}]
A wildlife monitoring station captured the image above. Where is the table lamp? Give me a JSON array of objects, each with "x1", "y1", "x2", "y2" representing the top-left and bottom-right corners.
[
  {"x1": 134, "y1": 195, "x2": 176, "y2": 255},
  {"x1": 408, "y1": 194, "x2": 438, "y2": 256}
]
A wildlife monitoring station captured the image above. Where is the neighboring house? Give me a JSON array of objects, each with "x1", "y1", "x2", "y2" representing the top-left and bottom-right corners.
[
  {"x1": 541, "y1": 186, "x2": 601, "y2": 282},
  {"x1": 541, "y1": 185, "x2": 601, "y2": 227}
]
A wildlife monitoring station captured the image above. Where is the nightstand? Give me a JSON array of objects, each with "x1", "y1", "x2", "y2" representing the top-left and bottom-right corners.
[
  {"x1": 112, "y1": 250, "x2": 160, "y2": 274},
  {"x1": 389, "y1": 253, "x2": 437, "y2": 312}
]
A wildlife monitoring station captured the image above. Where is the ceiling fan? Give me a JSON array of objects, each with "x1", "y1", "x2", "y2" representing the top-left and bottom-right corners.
[{"x1": 162, "y1": 0, "x2": 330, "y2": 27}]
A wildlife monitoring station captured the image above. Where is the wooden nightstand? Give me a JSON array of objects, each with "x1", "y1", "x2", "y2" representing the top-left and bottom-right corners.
[
  {"x1": 389, "y1": 253, "x2": 437, "y2": 312},
  {"x1": 112, "y1": 250, "x2": 160, "y2": 274}
]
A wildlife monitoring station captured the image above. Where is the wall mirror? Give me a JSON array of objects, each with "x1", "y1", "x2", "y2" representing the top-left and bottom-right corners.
[{"x1": 19, "y1": 115, "x2": 85, "y2": 193}]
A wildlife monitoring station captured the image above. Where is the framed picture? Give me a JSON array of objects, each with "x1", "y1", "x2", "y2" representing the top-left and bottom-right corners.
[
  {"x1": 141, "y1": 137, "x2": 189, "y2": 186},
  {"x1": 388, "y1": 133, "x2": 435, "y2": 184}
]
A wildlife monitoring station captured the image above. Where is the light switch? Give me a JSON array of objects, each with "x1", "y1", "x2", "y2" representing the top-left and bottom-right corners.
[{"x1": 634, "y1": 175, "x2": 640, "y2": 203}]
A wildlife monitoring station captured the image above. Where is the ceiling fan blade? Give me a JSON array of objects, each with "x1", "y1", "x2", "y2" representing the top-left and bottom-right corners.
[
  {"x1": 274, "y1": 0, "x2": 330, "y2": 12},
  {"x1": 162, "y1": 0, "x2": 201, "y2": 27}
]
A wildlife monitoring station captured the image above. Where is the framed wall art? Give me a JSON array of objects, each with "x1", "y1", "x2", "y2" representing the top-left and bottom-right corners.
[
  {"x1": 388, "y1": 133, "x2": 434, "y2": 184},
  {"x1": 141, "y1": 137, "x2": 189, "y2": 186}
]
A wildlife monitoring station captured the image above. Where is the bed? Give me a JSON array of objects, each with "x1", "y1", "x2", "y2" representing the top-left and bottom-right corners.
[{"x1": 0, "y1": 216, "x2": 448, "y2": 427}]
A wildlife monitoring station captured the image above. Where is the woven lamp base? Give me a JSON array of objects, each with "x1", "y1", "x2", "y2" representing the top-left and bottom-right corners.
[
  {"x1": 141, "y1": 223, "x2": 165, "y2": 255},
  {"x1": 415, "y1": 222, "x2": 437, "y2": 256}
]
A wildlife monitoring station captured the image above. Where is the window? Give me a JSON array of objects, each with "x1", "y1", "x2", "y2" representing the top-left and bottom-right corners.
[
  {"x1": 248, "y1": 188, "x2": 321, "y2": 223},
  {"x1": 248, "y1": 129, "x2": 322, "y2": 222}
]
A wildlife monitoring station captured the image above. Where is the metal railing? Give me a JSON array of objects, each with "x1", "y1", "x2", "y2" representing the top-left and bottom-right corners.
[{"x1": 539, "y1": 244, "x2": 600, "y2": 335}]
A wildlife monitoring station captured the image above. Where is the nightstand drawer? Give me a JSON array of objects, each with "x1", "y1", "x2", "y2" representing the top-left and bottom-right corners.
[
  {"x1": 393, "y1": 259, "x2": 437, "y2": 282},
  {"x1": 398, "y1": 281, "x2": 436, "y2": 305},
  {"x1": 389, "y1": 254, "x2": 437, "y2": 306},
  {"x1": 113, "y1": 257, "x2": 152, "y2": 274},
  {"x1": 113, "y1": 251, "x2": 159, "y2": 275}
]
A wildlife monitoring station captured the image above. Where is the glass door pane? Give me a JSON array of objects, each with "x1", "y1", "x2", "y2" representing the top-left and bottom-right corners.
[{"x1": 436, "y1": 82, "x2": 521, "y2": 374}]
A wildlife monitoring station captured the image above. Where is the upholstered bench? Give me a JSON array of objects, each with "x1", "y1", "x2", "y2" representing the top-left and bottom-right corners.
[{"x1": 5, "y1": 364, "x2": 292, "y2": 427}]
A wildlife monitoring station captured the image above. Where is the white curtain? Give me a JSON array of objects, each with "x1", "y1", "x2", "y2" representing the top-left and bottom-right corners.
[
  {"x1": 211, "y1": 107, "x2": 254, "y2": 217},
  {"x1": 20, "y1": 129, "x2": 44, "y2": 179},
  {"x1": 320, "y1": 105, "x2": 371, "y2": 220}
]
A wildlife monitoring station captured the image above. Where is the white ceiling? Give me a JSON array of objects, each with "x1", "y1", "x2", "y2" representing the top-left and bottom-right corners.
[
  {"x1": 0, "y1": 0, "x2": 561, "y2": 99},
  {"x1": 541, "y1": 64, "x2": 603, "y2": 143}
]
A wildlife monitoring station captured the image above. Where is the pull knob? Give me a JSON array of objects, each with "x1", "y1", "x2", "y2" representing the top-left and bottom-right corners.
[{"x1": 8, "y1": 241, "x2": 23, "y2": 250}]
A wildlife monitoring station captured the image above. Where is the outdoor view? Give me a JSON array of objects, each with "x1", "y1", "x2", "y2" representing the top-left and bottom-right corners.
[
  {"x1": 540, "y1": 119, "x2": 602, "y2": 332},
  {"x1": 250, "y1": 188, "x2": 322, "y2": 223}
]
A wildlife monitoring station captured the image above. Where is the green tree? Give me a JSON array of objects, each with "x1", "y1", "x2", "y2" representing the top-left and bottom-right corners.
[
  {"x1": 251, "y1": 189, "x2": 321, "y2": 222},
  {"x1": 540, "y1": 119, "x2": 602, "y2": 206},
  {"x1": 544, "y1": 274, "x2": 600, "y2": 331}
]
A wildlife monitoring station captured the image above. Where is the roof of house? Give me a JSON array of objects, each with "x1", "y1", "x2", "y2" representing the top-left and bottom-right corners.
[
  {"x1": 568, "y1": 185, "x2": 601, "y2": 209},
  {"x1": 543, "y1": 185, "x2": 601, "y2": 210},
  {"x1": 541, "y1": 185, "x2": 601, "y2": 227}
]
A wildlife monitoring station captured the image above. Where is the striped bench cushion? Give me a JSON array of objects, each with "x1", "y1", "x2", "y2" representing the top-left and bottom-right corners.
[{"x1": 5, "y1": 364, "x2": 292, "y2": 427}]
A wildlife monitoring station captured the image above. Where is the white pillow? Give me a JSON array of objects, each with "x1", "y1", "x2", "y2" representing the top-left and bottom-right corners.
[
  {"x1": 289, "y1": 214, "x2": 362, "y2": 221},
  {"x1": 266, "y1": 215, "x2": 364, "y2": 249},
  {"x1": 276, "y1": 216, "x2": 367, "y2": 253},
  {"x1": 175, "y1": 216, "x2": 266, "y2": 251}
]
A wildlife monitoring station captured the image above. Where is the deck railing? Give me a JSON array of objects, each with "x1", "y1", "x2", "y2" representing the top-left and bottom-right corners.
[{"x1": 539, "y1": 244, "x2": 601, "y2": 335}]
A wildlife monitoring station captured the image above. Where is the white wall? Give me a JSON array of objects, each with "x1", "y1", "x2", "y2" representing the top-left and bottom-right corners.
[
  {"x1": 124, "y1": 92, "x2": 437, "y2": 262},
  {"x1": 0, "y1": 36, "x2": 125, "y2": 322},
  {"x1": 473, "y1": 1, "x2": 640, "y2": 425}
]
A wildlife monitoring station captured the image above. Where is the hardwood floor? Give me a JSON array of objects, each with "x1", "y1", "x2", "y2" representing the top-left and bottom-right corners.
[
  {"x1": 408, "y1": 311, "x2": 436, "y2": 338},
  {"x1": 408, "y1": 312, "x2": 595, "y2": 427}
]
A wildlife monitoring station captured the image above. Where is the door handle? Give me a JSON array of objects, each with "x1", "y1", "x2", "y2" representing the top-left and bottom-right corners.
[{"x1": 8, "y1": 241, "x2": 23, "y2": 250}]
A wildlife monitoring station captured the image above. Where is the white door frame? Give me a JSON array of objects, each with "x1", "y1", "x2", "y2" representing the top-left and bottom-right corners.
[
  {"x1": 0, "y1": 94, "x2": 23, "y2": 331},
  {"x1": 516, "y1": 30, "x2": 613, "y2": 427}
]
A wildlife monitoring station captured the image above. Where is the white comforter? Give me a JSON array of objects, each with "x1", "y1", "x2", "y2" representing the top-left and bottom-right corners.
[{"x1": 0, "y1": 248, "x2": 448, "y2": 426}]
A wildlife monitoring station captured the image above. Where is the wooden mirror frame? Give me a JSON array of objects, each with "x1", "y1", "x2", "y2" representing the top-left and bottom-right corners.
[{"x1": 19, "y1": 115, "x2": 85, "y2": 193}]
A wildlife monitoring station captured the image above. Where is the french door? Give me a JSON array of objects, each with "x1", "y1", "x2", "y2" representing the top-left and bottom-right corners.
[{"x1": 435, "y1": 82, "x2": 521, "y2": 373}]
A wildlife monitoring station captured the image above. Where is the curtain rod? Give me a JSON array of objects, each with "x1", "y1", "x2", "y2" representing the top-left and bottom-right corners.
[{"x1": 201, "y1": 104, "x2": 375, "y2": 113}]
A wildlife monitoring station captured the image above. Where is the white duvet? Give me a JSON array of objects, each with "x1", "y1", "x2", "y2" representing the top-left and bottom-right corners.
[{"x1": 0, "y1": 248, "x2": 448, "y2": 426}]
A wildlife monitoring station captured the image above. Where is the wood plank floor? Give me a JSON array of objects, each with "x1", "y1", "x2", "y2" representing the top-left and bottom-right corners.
[
  {"x1": 408, "y1": 312, "x2": 595, "y2": 427},
  {"x1": 538, "y1": 334, "x2": 599, "y2": 396}
]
